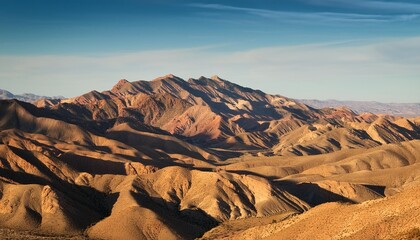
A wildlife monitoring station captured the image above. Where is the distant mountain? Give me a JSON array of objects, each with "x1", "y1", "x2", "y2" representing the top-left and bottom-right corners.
[
  {"x1": 299, "y1": 99, "x2": 420, "y2": 117},
  {"x1": 0, "y1": 88, "x2": 64, "y2": 102}
]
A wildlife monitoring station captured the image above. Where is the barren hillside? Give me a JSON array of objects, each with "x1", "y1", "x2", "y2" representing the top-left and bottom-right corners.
[{"x1": 0, "y1": 76, "x2": 419, "y2": 239}]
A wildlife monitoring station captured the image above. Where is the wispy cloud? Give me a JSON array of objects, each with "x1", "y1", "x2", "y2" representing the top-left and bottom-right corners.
[
  {"x1": 189, "y1": 3, "x2": 419, "y2": 23},
  {"x1": 1, "y1": 37, "x2": 419, "y2": 102},
  {"x1": 304, "y1": 0, "x2": 420, "y2": 13}
]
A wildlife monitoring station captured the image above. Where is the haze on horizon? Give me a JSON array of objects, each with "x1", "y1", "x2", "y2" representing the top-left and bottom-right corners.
[{"x1": 0, "y1": 0, "x2": 419, "y2": 102}]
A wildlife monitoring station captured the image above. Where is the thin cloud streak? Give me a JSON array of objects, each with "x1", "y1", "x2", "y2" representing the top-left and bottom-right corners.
[
  {"x1": 305, "y1": 0, "x2": 420, "y2": 13},
  {"x1": 189, "y1": 3, "x2": 419, "y2": 23},
  {"x1": 0, "y1": 37, "x2": 419, "y2": 102}
]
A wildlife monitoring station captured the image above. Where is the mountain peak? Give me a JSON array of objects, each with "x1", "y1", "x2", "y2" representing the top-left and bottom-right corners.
[
  {"x1": 210, "y1": 75, "x2": 224, "y2": 82},
  {"x1": 111, "y1": 79, "x2": 131, "y2": 93},
  {"x1": 152, "y1": 74, "x2": 180, "y2": 81},
  {"x1": 118, "y1": 79, "x2": 130, "y2": 84},
  {"x1": 165, "y1": 73, "x2": 176, "y2": 78},
  {"x1": 0, "y1": 89, "x2": 15, "y2": 99},
  {"x1": 191, "y1": 76, "x2": 227, "y2": 87}
]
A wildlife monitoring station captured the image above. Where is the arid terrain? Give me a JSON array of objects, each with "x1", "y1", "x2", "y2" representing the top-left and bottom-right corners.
[{"x1": 1, "y1": 75, "x2": 419, "y2": 240}]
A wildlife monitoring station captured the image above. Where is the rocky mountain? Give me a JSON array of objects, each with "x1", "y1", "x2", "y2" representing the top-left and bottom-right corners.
[
  {"x1": 0, "y1": 89, "x2": 63, "y2": 103},
  {"x1": 44, "y1": 75, "x2": 420, "y2": 155},
  {"x1": 299, "y1": 99, "x2": 420, "y2": 117},
  {"x1": 0, "y1": 75, "x2": 419, "y2": 239}
]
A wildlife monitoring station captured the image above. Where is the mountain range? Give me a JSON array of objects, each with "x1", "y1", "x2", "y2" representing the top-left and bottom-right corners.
[
  {"x1": 3, "y1": 87, "x2": 419, "y2": 117},
  {"x1": 0, "y1": 89, "x2": 63, "y2": 103},
  {"x1": 299, "y1": 99, "x2": 420, "y2": 117},
  {"x1": 0, "y1": 75, "x2": 419, "y2": 239}
]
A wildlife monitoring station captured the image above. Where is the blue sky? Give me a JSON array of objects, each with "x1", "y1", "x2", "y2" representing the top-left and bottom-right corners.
[{"x1": 0, "y1": 0, "x2": 419, "y2": 102}]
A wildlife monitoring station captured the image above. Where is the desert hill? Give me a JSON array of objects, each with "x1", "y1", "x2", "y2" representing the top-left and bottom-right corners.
[
  {"x1": 201, "y1": 184, "x2": 420, "y2": 240},
  {"x1": 0, "y1": 75, "x2": 419, "y2": 239}
]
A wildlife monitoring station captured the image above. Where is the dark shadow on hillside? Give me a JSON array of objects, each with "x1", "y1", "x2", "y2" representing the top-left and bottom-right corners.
[
  {"x1": 128, "y1": 188, "x2": 219, "y2": 240},
  {"x1": 363, "y1": 184, "x2": 385, "y2": 196},
  {"x1": 0, "y1": 168, "x2": 110, "y2": 230},
  {"x1": 58, "y1": 148, "x2": 209, "y2": 175},
  {"x1": 273, "y1": 180, "x2": 356, "y2": 207},
  {"x1": 106, "y1": 130, "x2": 209, "y2": 161},
  {"x1": 224, "y1": 169, "x2": 347, "y2": 198},
  {"x1": 59, "y1": 153, "x2": 127, "y2": 175},
  {"x1": 1, "y1": 146, "x2": 114, "y2": 216},
  {"x1": 295, "y1": 145, "x2": 324, "y2": 155},
  {"x1": 224, "y1": 169, "x2": 274, "y2": 179},
  {"x1": 1, "y1": 99, "x2": 114, "y2": 136},
  {"x1": 220, "y1": 169, "x2": 356, "y2": 208}
]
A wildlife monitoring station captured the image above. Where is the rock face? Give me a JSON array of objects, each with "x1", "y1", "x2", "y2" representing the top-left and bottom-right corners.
[{"x1": 0, "y1": 75, "x2": 420, "y2": 239}]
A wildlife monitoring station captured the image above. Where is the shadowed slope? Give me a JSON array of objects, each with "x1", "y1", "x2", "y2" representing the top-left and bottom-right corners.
[{"x1": 207, "y1": 185, "x2": 420, "y2": 240}]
